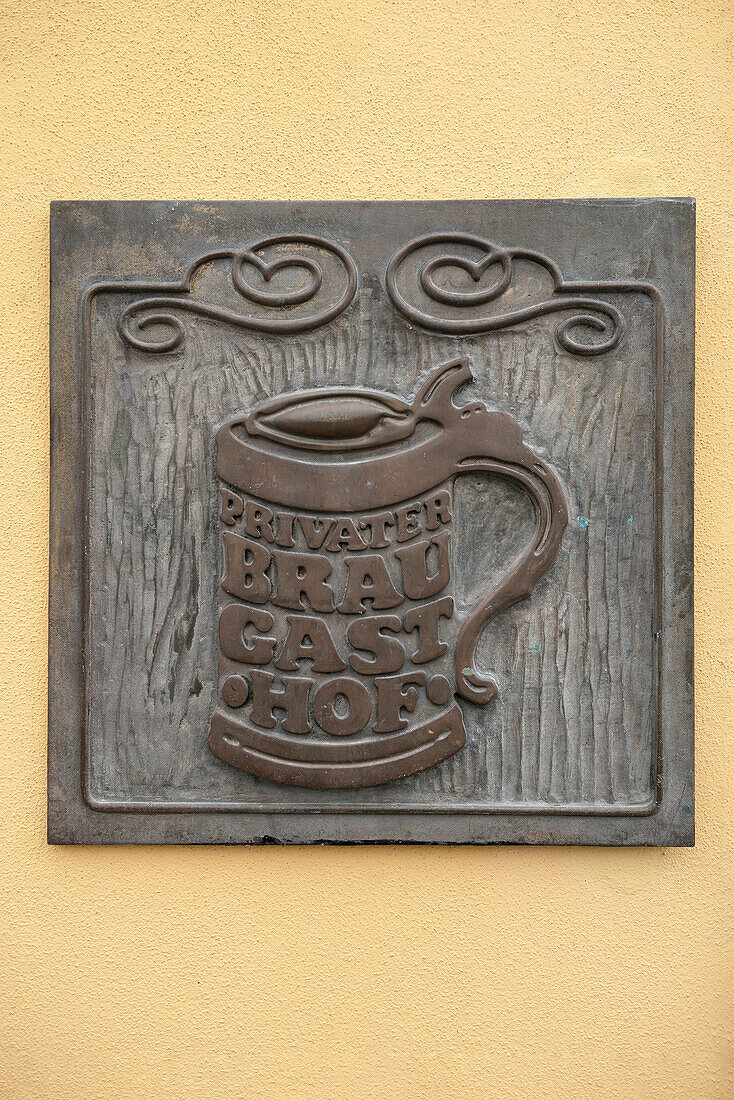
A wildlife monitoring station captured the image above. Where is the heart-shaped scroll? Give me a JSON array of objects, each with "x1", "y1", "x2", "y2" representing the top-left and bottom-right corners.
[
  {"x1": 386, "y1": 232, "x2": 624, "y2": 356},
  {"x1": 118, "y1": 233, "x2": 358, "y2": 353}
]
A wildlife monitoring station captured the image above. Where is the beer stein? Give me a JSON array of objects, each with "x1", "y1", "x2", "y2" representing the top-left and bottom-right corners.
[{"x1": 209, "y1": 358, "x2": 567, "y2": 788}]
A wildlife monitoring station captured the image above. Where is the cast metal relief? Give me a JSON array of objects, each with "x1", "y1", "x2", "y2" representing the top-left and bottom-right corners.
[
  {"x1": 210, "y1": 358, "x2": 567, "y2": 787},
  {"x1": 49, "y1": 200, "x2": 694, "y2": 844}
]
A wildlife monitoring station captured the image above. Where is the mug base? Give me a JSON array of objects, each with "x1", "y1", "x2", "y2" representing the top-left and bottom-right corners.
[{"x1": 208, "y1": 704, "x2": 466, "y2": 789}]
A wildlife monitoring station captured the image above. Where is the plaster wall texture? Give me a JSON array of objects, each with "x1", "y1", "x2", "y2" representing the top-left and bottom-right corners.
[{"x1": 1, "y1": 1, "x2": 732, "y2": 1097}]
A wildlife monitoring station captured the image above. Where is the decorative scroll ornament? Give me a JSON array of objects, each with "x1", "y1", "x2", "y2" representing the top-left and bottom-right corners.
[
  {"x1": 118, "y1": 233, "x2": 358, "y2": 352},
  {"x1": 385, "y1": 232, "x2": 625, "y2": 355}
]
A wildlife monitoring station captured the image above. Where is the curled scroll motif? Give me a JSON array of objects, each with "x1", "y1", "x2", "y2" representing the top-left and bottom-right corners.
[
  {"x1": 118, "y1": 233, "x2": 358, "y2": 352},
  {"x1": 385, "y1": 232, "x2": 624, "y2": 355}
]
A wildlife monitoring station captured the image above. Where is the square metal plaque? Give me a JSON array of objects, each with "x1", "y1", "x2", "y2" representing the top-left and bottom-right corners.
[{"x1": 49, "y1": 199, "x2": 694, "y2": 844}]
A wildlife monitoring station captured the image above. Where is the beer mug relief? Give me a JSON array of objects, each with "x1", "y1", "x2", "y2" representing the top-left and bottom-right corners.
[{"x1": 48, "y1": 200, "x2": 694, "y2": 845}]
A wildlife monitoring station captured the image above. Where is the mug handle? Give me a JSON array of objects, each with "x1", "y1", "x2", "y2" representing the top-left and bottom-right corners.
[{"x1": 452, "y1": 450, "x2": 568, "y2": 705}]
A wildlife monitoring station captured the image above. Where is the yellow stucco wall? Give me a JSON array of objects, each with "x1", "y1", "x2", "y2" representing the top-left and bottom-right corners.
[{"x1": 1, "y1": 1, "x2": 732, "y2": 1096}]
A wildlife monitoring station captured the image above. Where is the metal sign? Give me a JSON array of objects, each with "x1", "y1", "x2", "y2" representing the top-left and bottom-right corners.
[{"x1": 48, "y1": 199, "x2": 694, "y2": 844}]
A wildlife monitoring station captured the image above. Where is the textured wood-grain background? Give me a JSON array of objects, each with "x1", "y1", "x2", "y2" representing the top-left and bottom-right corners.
[{"x1": 87, "y1": 248, "x2": 655, "y2": 809}]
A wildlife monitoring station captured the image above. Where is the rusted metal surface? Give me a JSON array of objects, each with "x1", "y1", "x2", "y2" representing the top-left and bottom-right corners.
[{"x1": 47, "y1": 199, "x2": 694, "y2": 844}]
